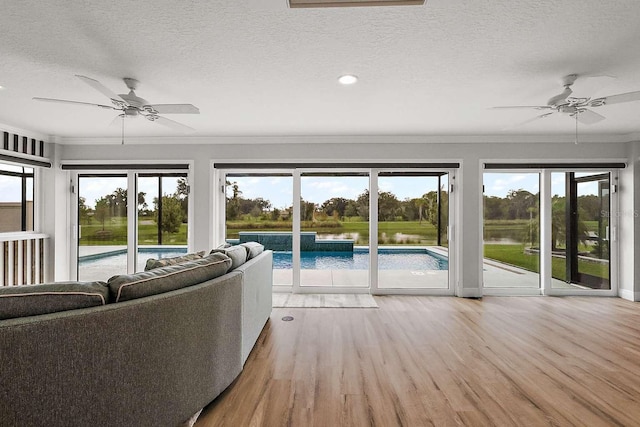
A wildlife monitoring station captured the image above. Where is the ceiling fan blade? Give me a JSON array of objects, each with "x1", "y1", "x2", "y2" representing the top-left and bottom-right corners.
[
  {"x1": 570, "y1": 75, "x2": 616, "y2": 97},
  {"x1": 576, "y1": 109, "x2": 605, "y2": 125},
  {"x1": 504, "y1": 112, "x2": 556, "y2": 129},
  {"x1": 589, "y1": 90, "x2": 640, "y2": 106},
  {"x1": 33, "y1": 97, "x2": 118, "y2": 110},
  {"x1": 491, "y1": 106, "x2": 552, "y2": 110},
  {"x1": 148, "y1": 104, "x2": 200, "y2": 114},
  {"x1": 149, "y1": 115, "x2": 196, "y2": 133},
  {"x1": 75, "y1": 75, "x2": 126, "y2": 103}
]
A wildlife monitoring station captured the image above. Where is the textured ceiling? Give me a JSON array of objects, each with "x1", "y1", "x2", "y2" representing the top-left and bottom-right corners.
[{"x1": 2, "y1": 0, "x2": 640, "y2": 141}]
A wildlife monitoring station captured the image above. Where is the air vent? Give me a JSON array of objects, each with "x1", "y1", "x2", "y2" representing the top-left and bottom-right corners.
[{"x1": 289, "y1": 0, "x2": 425, "y2": 8}]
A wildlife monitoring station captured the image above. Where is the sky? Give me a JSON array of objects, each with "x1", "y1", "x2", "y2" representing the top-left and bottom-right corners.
[
  {"x1": 77, "y1": 176, "x2": 179, "y2": 209},
  {"x1": 229, "y1": 173, "x2": 600, "y2": 208},
  {"x1": 0, "y1": 171, "x2": 601, "y2": 206},
  {"x1": 227, "y1": 176, "x2": 446, "y2": 209}
]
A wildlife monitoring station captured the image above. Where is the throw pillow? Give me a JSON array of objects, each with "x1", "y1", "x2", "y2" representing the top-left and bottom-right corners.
[
  {"x1": 144, "y1": 251, "x2": 206, "y2": 271},
  {"x1": 109, "y1": 252, "x2": 232, "y2": 303},
  {"x1": 239, "y1": 241, "x2": 264, "y2": 260},
  {"x1": 210, "y1": 245, "x2": 247, "y2": 270},
  {"x1": 0, "y1": 281, "x2": 109, "y2": 320}
]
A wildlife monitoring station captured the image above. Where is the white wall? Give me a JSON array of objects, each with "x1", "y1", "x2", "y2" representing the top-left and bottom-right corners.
[
  {"x1": 619, "y1": 141, "x2": 640, "y2": 301},
  {"x1": 50, "y1": 138, "x2": 632, "y2": 296}
]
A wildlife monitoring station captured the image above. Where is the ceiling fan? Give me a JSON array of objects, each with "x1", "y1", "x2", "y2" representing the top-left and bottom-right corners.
[
  {"x1": 33, "y1": 75, "x2": 199, "y2": 133},
  {"x1": 492, "y1": 74, "x2": 640, "y2": 127}
]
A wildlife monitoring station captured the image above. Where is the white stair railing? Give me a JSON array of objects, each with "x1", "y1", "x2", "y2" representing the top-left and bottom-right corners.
[{"x1": 1, "y1": 233, "x2": 49, "y2": 286}]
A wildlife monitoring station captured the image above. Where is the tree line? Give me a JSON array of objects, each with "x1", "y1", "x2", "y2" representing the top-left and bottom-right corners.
[
  {"x1": 79, "y1": 178, "x2": 189, "y2": 235},
  {"x1": 226, "y1": 182, "x2": 449, "y2": 231},
  {"x1": 484, "y1": 189, "x2": 603, "y2": 221}
]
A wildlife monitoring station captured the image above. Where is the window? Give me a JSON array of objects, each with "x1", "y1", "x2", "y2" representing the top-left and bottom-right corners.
[{"x1": 0, "y1": 163, "x2": 34, "y2": 233}]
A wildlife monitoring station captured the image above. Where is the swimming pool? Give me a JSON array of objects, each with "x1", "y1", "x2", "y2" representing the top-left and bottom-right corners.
[
  {"x1": 79, "y1": 248, "x2": 189, "y2": 273},
  {"x1": 273, "y1": 248, "x2": 448, "y2": 270},
  {"x1": 79, "y1": 247, "x2": 448, "y2": 271}
]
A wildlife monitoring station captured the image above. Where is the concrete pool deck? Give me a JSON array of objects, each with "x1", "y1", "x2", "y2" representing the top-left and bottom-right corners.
[{"x1": 78, "y1": 245, "x2": 581, "y2": 290}]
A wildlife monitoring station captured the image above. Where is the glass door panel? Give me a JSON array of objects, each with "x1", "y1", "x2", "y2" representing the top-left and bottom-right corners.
[
  {"x1": 225, "y1": 173, "x2": 293, "y2": 287},
  {"x1": 551, "y1": 172, "x2": 611, "y2": 289},
  {"x1": 483, "y1": 172, "x2": 540, "y2": 289},
  {"x1": 377, "y1": 172, "x2": 449, "y2": 289},
  {"x1": 137, "y1": 174, "x2": 189, "y2": 272},
  {"x1": 300, "y1": 173, "x2": 369, "y2": 288},
  {"x1": 77, "y1": 175, "x2": 128, "y2": 281}
]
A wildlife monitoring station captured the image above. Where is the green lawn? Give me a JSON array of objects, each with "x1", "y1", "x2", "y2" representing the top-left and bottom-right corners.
[
  {"x1": 483, "y1": 244, "x2": 608, "y2": 280},
  {"x1": 226, "y1": 219, "x2": 442, "y2": 245},
  {"x1": 79, "y1": 217, "x2": 188, "y2": 245}
]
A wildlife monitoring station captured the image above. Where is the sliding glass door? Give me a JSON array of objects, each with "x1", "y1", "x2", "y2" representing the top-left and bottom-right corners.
[
  {"x1": 482, "y1": 167, "x2": 617, "y2": 295},
  {"x1": 136, "y1": 174, "x2": 189, "y2": 272},
  {"x1": 77, "y1": 175, "x2": 128, "y2": 281},
  {"x1": 224, "y1": 173, "x2": 293, "y2": 288},
  {"x1": 376, "y1": 172, "x2": 449, "y2": 289},
  {"x1": 550, "y1": 171, "x2": 611, "y2": 290},
  {"x1": 76, "y1": 170, "x2": 191, "y2": 281},
  {"x1": 220, "y1": 167, "x2": 456, "y2": 294},
  {"x1": 483, "y1": 172, "x2": 540, "y2": 291},
  {"x1": 299, "y1": 172, "x2": 370, "y2": 288}
]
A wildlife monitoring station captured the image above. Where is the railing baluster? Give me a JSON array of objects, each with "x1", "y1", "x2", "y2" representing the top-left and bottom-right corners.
[
  {"x1": 26, "y1": 239, "x2": 33, "y2": 284},
  {"x1": 0, "y1": 234, "x2": 49, "y2": 286},
  {"x1": 1, "y1": 242, "x2": 5, "y2": 286},
  {"x1": 8, "y1": 241, "x2": 15, "y2": 285}
]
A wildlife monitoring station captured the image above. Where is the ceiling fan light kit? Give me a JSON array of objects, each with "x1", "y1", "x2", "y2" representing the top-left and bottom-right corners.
[{"x1": 33, "y1": 75, "x2": 199, "y2": 134}]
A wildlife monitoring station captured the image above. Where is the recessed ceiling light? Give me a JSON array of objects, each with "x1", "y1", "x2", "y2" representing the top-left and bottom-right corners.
[{"x1": 338, "y1": 75, "x2": 358, "y2": 85}]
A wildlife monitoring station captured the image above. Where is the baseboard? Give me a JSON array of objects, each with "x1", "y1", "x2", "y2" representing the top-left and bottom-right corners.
[
  {"x1": 483, "y1": 288, "x2": 542, "y2": 296},
  {"x1": 457, "y1": 287, "x2": 482, "y2": 298},
  {"x1": 619, "y1": 288, "x2": 640, "y2": 302}
]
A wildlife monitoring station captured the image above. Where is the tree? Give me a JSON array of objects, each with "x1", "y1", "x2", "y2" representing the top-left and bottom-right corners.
[
  {"x1": 378, "y1": 191, "x2": 401, "y2": 221},
  {"x1": 356, "y1": 190, "x2": 370, "y2": 221},
  {"x1": 226, "y1": 180, "x2": 241, "y2": 220},
  {"x1": 94, "y1": 197, "x2": 110, "y2": 231},
  {"x1": 154, "y1": 195, "x2": 183, "y2": 234},
  {"x1": 300, "y1": 198, "x2": 315, "y2": 221},
  {"x1": 138, "y1": 191, "x2": 148, "y2": 213},
  {"x1": 484, "y1": 196, "x2": 505, "y2": 220},
  {"x1": 79, "y1": 196, "x2": 91, "y2": 224},
  {"x1": 111, "y1": 187, "x2": 128, "y2": 217},
  {"x1": 505, "y1": 189, "x2": 537, "y2": 220},
  {"x1": 320, "y1": 197, "x2": 349, "y2": 218}
]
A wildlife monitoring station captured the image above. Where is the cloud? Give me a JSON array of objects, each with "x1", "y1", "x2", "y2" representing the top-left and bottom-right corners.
[{"x1": 485, "y1": 173, "x2": 538, "y2": 197}]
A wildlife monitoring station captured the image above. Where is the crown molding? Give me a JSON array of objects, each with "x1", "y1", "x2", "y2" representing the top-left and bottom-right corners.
[{"x1": 58, "y1": 132, "x2": 640, "y2": 146}]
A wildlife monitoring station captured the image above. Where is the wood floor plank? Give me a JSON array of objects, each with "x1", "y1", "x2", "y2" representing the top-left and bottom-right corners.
[{"x1": 196, "y1": 296, "x2": 640, "y2": 427}]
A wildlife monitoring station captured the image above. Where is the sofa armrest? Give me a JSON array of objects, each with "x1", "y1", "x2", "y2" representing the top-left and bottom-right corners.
[{"x1": 234, "y1": 250, "x2": 273, "y2": 365}]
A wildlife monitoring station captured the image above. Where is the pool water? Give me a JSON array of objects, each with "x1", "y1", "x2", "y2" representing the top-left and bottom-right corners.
[
  {"x1": 79, "y1": 248, "x2": 189, "y2": 273},
  {"x1": 273, "y1": 249, "x2": 448, "y2": 270},
  {"x1": 79, "y1": 248, "x2": 448, "y2": 271}
]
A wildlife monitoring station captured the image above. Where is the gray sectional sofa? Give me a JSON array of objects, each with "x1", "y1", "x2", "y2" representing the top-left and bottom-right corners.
[{"x1": 0, "y1": 245, "x2": 273, "y2": 427}]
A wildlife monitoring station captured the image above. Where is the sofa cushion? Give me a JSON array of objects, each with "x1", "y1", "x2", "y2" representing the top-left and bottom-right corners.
[
  {"x1": 0, "y1": 281, "x2": 109, "y2": 320},
  {"x1": 109, "y1": 252, "x2": 232, "y2": 303},
  {"x1": 240, "y1": 242, "x2": 264, "y2": 260},
  {"x1": 144, "y1": 251, "x2": 206, "y2": 271},
  {"x1": 210, "y1": 245, "x2": 247, "y2": 270}
]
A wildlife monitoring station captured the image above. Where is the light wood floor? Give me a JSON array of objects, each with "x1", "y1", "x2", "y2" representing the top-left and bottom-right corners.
[{"x1": 195, "y1": 296, "x2": 640, "y2": 426}]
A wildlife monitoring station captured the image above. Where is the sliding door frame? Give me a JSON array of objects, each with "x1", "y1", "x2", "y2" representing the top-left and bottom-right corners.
[
  {"x1": 481, "y1": 161, "x2": 620, "y2": 297},
  {"x1": 69, "y1": 165, "x2": 194, "y2": 280},
  {"x1": 215, "y1": 164, "x2": 457, "y2": 295}
]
